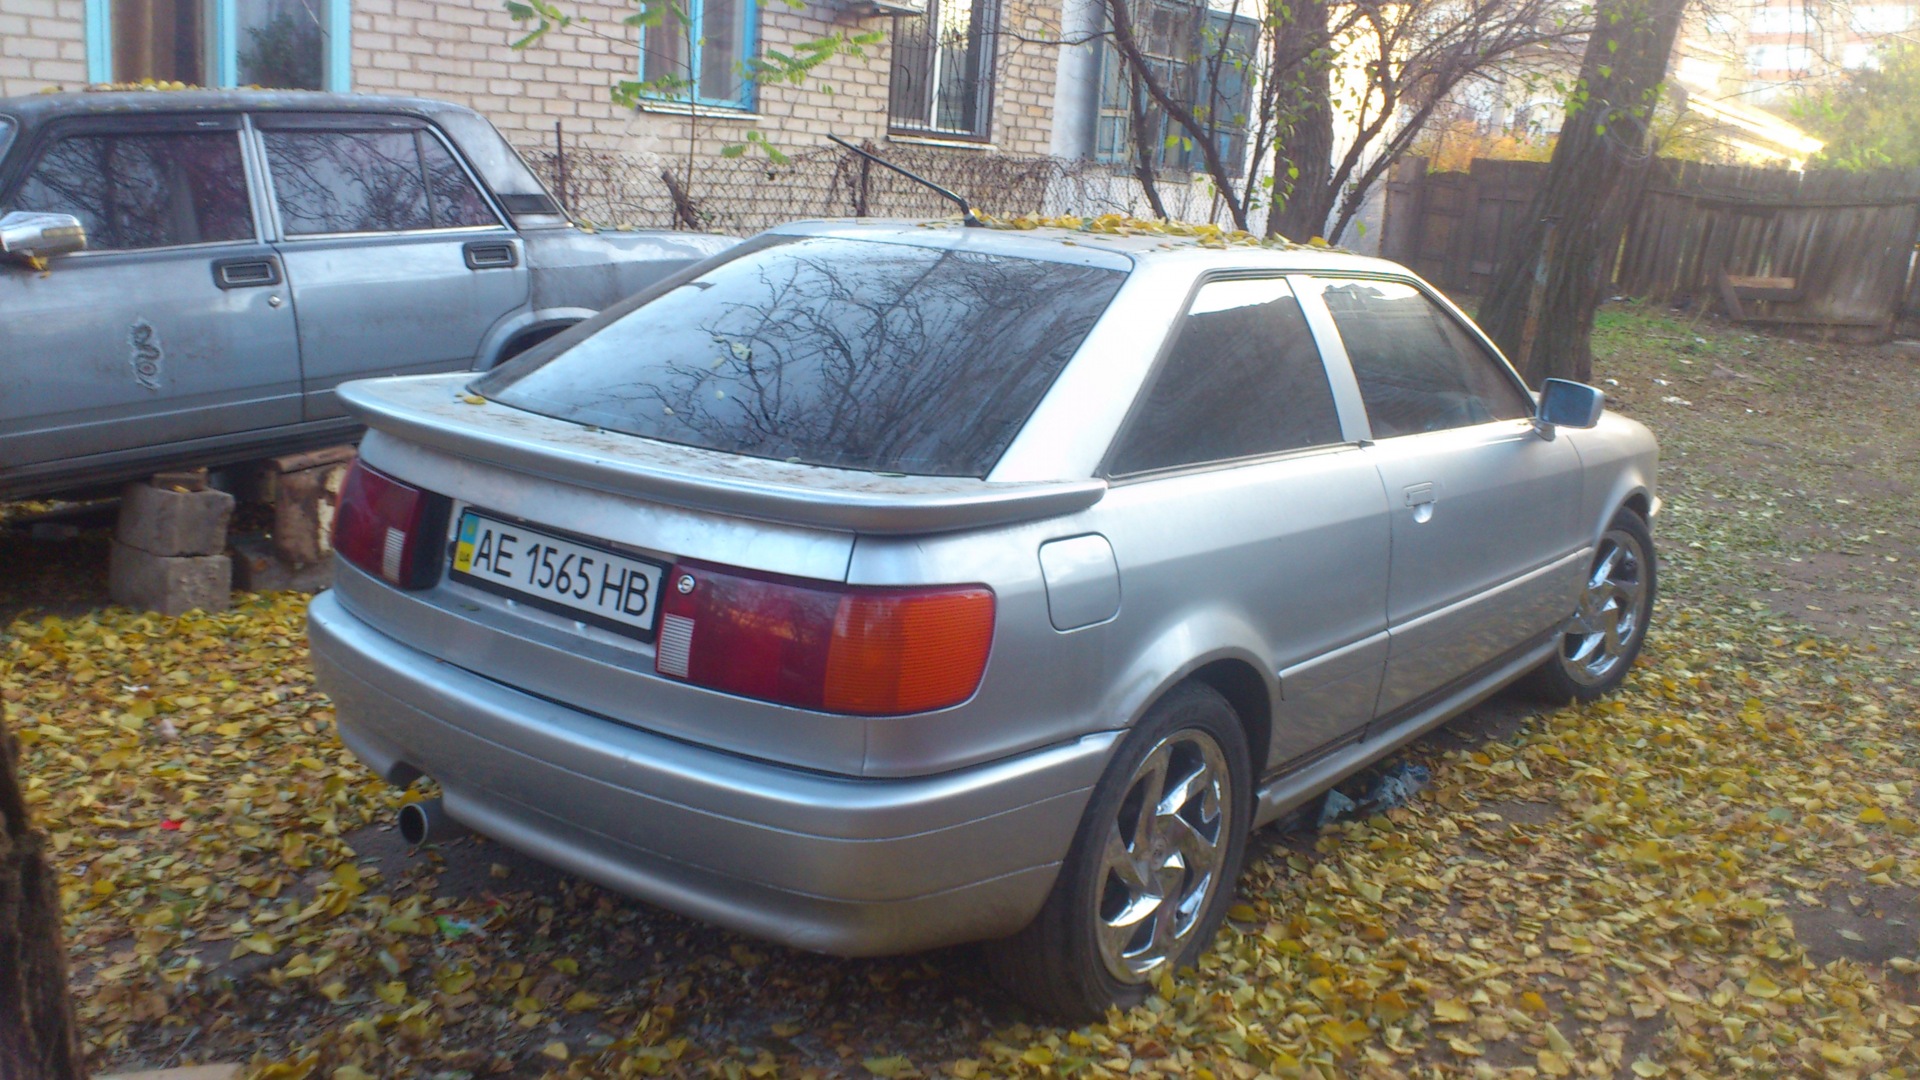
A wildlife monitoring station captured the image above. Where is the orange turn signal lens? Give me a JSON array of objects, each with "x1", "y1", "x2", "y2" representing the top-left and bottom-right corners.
[{"x1": 824, "y1": 588, "x2": 996, "y2": 715}]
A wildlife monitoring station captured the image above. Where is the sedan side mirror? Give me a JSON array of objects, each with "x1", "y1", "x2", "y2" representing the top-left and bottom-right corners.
[
  {"x1": 0, "y1": 211, "x2": 87, "y2": 263},
  {"x1": 1535, "y1": 378, "x2": 1605, "y2": 435}
]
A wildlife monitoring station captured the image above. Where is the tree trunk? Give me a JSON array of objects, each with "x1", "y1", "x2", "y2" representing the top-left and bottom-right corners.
[
  {"x1": 1476, "y1": 0, "x2": 1688, "y2": 386},
  {"x1": 1266, "y1": 0, "x2": 1335, "y2": 241},
  {"x1": 0, "y1": 710, "x2": 83, "y2": 1080}
]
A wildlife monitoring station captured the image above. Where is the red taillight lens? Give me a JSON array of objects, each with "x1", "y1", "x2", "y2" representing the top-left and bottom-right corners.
[
  {"x1": 331, "y1": 461, "x2": 445, "y2": 589},
  {"x1": 655, "y1": 561, "x2": 994, "y2": 716}
]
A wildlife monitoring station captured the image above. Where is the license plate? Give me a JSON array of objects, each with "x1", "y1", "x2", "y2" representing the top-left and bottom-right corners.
[{"x1": 449, "y1": 509, "x2": 667, "y2": 640}]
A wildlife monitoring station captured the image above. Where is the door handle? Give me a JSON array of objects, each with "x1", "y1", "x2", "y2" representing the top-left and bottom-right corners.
[
  {"x1": 212, "y1": 256, "x2": 282, "y2": 289},
  {"x1": 463, "y1": 240, "x2": 519, "y2": 270}
]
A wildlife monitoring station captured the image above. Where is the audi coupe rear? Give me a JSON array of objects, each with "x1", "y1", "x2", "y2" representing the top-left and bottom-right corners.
[{"x1": 308, "y1": 223, "x2": 1145, "y2": 988}]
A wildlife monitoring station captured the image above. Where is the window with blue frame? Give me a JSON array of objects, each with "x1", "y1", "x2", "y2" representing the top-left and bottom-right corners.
[
  {"x1": 86, "y1": 0, "x2": 351, "y2": 90},
  {"x1": 1094, "y1": 0, "x2": 1257, "y2": 176},
  {"x1": 640, "y1": 0, "x2": 758, "y2": 110}
]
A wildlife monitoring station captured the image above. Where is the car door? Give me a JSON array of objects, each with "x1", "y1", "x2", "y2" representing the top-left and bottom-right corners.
[
  {"x1": 253, "y1": 112, "x2": 531, "y2": 421},
  {"x1": 0, "y1": 113, "x2": 301, "y2": 471},
  {"x1": 1099, "y1": 276, "x2": 1391, "y2": 771},
  {"x1": 1306, "y1": 277, "x2": 1587, "y2": 719}
]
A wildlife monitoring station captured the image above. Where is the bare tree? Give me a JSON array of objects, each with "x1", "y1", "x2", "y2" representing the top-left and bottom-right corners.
[
  {"x1": 1477, "y1": 0, "x2": 1690, "y2": 385},
  {"x1": 1100, "y1": 0, "x2": 1581, "y2": 239}
]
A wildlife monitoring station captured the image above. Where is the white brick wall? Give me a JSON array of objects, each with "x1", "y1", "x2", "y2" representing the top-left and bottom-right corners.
[
  {"x1": 0, "y1": 0, "x2": 87, "y2": 98},
  {"x1": 1, "y1": 0, "x2": 1066, "y2": 169},
  {"x1": 350, "y1": 0, "x2": 1063, "y2": 160}
]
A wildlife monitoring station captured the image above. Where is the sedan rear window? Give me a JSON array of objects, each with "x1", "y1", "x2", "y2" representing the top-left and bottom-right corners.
[
  {"x1": 477, "y1": 236, "x2": 1126, "y2": 477},
  {"x1": 0, "y1": 118, "x2": 15, "y2": 161}
]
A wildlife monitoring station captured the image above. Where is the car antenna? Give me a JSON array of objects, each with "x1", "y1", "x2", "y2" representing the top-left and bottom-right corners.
[{"x1": 826, "y1": 134, "x2": 983, "y2": 227}]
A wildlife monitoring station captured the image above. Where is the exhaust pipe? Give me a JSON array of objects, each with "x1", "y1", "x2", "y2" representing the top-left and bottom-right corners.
[{"x1": 398, "y1": 797, "x2": 468, "y2": 847}]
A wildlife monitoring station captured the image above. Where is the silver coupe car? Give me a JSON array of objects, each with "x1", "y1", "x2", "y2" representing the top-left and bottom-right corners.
[{"x1": 307, "y1": 219, "x2": 1658, "y2": 1017}]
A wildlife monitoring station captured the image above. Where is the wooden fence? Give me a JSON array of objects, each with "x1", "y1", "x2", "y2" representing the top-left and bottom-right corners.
[
  {"x1": 1380, "y1": 157, "x2": 1546, "y2": 295},
  {"x1": 1382, "y1": 156, "x2": 1920, "y2": 338}
]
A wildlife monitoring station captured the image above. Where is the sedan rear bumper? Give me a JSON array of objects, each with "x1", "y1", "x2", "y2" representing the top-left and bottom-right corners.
[{"x1": 307, "y1": 590, "x2": 1111, "y2": 956}]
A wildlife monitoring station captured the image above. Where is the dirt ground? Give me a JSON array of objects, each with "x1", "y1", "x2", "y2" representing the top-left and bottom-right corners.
[{"x1": 3, "y1": 300, "x2": 1918, "y2": 1078}]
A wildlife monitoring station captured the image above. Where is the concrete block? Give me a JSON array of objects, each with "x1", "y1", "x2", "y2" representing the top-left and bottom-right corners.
[
  {"x1": 231, "y1": 535, "x2": 333, "y2": 594},
  {"x1": 109, "y1": 541, "x2": 231, "y2": 616},
  {"x1": 115, "y1": 482, "x2": 235, "y2": 557}
]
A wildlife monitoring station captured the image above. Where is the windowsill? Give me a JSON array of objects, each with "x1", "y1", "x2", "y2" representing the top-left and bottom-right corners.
[
  {"x1": 636, "y1": 101, "x2": 762, "y2": 122},
  {"x1": 887, "y1": 131, "x2": 996, "y2": 151}
]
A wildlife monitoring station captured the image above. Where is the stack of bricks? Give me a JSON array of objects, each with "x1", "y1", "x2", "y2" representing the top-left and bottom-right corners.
[{"x1": 107, "y1": 479, "x2": 235, "y2": 616}]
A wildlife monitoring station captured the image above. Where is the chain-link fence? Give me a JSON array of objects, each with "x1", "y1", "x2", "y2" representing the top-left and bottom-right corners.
[{"x1": 515, "y1": 135, "x2": 1252, "y2": 235}]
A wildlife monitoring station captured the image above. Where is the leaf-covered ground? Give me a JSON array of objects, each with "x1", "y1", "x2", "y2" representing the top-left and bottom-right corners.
[{"x1": 3, "y1": 303, "x2": 1918, "y2": 1078}]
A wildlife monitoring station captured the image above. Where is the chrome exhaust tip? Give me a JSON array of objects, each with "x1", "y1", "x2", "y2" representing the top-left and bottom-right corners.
[{"x1": 398, "y1": 797, "x2": 467, "y2": 847}]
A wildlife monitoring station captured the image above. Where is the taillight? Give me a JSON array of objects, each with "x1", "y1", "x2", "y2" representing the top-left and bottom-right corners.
[
  {"x1": 655, "y1": 561, "x2": 994, "y2": 716},
  {"x1": 331, "y1": 461, "x2": 447, "y2": 589}
]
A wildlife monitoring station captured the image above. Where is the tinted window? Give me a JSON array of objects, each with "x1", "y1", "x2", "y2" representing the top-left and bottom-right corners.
[
  {"x1": 1110, "y1": 278, "x2": 1342, "y2": 475},
  {"x1": 8, "y1": 131, "x2": 252, "y2": 251},
  {"x1": 478, "y1": 236, "x2": 1126, "y2": 477},
  {"x1": 0, "y1": 119, "x2": 15, "y2": 162},
  {"x1": 1322, "y1": 280, "x2": 1533, "y2": 439},
  {"x1": 264, "y1": 129, "x2": 494, "y2": 235}
]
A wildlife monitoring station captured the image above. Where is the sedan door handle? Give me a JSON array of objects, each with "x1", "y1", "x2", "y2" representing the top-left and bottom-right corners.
[
  {"x1": 212, "y1": 256, "x2": 282, "y2": 289},
  {"x1": 463, "y1": 240, "x2": 519, "y2": 270},
  {"x1": 1403, "y1": 482, "x2": 1436, "y2": 507}
]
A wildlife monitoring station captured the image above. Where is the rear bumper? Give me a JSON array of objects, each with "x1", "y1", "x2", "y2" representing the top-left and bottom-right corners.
[{"x1": 307, "y1": 590, "x2": 1111, "y2": 955}]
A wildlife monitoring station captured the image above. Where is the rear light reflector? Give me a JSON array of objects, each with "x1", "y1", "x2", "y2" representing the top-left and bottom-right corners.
[
  {"x1": 331, "y1": 461, "x2": 448, "y2": 589},
  {"x1": 656, "y1": 561, "x2": 994, "y2": 716}
]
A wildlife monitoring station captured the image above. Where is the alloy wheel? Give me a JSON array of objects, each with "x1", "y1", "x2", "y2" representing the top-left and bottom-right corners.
[
  {"x1": 1558, "y1": 525, "x2": 1650, "y2": 687},
  {"x1": 1094, "y1": 730, "x2": 1234, "y2": 983}
]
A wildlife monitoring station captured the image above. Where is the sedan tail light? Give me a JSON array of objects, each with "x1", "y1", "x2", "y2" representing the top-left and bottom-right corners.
[
  {"x1": 655, "y1": 561, "x2": 994, "y2": 716},
  {"x1": 332, "y1": 461, "x2": 448, "y2": 589}
]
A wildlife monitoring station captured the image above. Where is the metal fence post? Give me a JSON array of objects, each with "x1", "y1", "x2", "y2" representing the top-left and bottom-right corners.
[{"x1": 554, "y1": 120, "x2": 569, "y2": 214}]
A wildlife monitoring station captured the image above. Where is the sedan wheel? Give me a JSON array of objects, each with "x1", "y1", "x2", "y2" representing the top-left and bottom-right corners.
[
  {"x1": 1095, "y1": 732, "x2": 1233, "y2": 983},
  {"x1": 985, "y1": 682, "x2": 1251, "y2": 1020},
  {"x1": 1560, "y1": 525, "x2": 1649, "y2": 686},
  {"x1": 1532, "y1": 508, "x2": 1656, "y2": 702}
]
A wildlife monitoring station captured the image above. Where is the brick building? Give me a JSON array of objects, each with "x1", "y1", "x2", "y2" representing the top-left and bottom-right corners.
[
  {"x1": 0, "y1": 0, "x2": 1166, "y2": 163},
  {"x1": 2, "y1": 0, "x2": 1276, "y2": 230}
]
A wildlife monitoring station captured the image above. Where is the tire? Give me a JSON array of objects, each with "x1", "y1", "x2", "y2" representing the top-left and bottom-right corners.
[
  {"x1": 985, "y1": 681, "x2": 1252, "y2": 1020},
  {"x1": 1528, "y1": 507, "x2": 1657, "y2": 704}
]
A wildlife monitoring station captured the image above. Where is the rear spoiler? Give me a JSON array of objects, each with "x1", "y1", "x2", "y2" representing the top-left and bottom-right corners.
[{"x1": 338, "y1": 375, "x2": 1106, "y2": 535}]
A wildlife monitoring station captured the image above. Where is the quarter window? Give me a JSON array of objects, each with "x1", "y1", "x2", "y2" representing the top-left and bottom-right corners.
[
  {"x1": 1320, "y1": 279, "x2": 1533, "y2": 439},
  {"x1": 1109, "y1": 278, "x2": 1343, "y2": 475},
  {"x1": 889, "y1": 0, "x2": 998, "y2": 140},
  {"x1": 262, "y1": 129, "x2": 496, "y2": 236},
  {"x1": 8, "y1": 130, "x2": 253, "y2": 251}
]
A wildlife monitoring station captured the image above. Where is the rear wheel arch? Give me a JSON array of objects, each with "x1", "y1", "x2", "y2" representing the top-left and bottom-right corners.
[
  {"x1": 493, "y1": 321, "x2": 575, "y2": 365},
  {"x1": 1183, "y1": 658, "x2": 1273, "y2": 778}
]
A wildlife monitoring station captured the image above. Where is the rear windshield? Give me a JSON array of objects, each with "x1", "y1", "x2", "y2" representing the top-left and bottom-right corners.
[
  {"x1": 476, "y1": 235, "x2": 1126, "y2": 477},
  {"x1": 0, "y1": 118, "x2": 15, "y2": 162}
]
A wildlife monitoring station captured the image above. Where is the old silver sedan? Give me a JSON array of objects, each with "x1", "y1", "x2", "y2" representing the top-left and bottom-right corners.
[{"x1": 307, "y1": 220, "x2": 1657, "y2": 1017}]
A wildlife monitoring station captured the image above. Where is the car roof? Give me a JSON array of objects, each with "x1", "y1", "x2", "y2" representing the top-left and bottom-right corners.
[
  {"x1": 0, "y1": 89, "x2": 481, "y2": 125},
  {"x1": 765, "y1": 218, "x2": 1414, "y2": 277}
]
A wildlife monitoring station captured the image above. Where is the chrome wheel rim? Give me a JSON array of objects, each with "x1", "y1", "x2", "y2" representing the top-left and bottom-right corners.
[
  {"x1": 1558, "y1": 526, "x2": 1649, "y2": 687},
  {"x1": 1095, "y1": 730, "x2": 1233, "y2": 984}
]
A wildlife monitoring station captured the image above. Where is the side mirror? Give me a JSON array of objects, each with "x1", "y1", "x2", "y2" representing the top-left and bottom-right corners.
[
  {"x1": 0, "y1": 211, "x2": 87, "y2": 263},
  {"x1": 1535, "y1": 378, "x2": 1605, "y2": 434}
]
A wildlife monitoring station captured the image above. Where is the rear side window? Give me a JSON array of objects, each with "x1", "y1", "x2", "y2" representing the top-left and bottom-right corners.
[
  {"x1": 1321, "y1": 279, "x2": 1533, "y2": 439},
  {"x1": 1109, "y1": 278, "x2": 1343, "y2": 475},
  {"x1": 477, "y1": 236, "x2": 1127, "y2": 477},
  {"x1": 263, "y1": 128, "x2": 496, "y2": 235},
  {"x1": 0, "y1": 118, "x2": 16, "y2": 162},
  {"x1": 8, "y1": 130, "x2": 252, "y2": 250}
]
